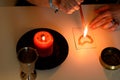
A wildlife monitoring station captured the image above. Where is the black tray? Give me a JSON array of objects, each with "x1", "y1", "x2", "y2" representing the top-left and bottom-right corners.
[{"x1": 16, "y1": 28, "x2": 69, "y2": 70}]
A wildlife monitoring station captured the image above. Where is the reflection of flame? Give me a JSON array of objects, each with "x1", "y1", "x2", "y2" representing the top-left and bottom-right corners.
[{"x1": 83, "y1": 26, "x2": 88, "y2": 37}]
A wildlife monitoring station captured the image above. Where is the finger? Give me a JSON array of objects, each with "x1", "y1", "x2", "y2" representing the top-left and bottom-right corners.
[
  {"x1": 75, "y1": 0, "x2": 84, "y2": 4},
  {"x1": 62, "y1": 5, "x2": 76, "y2": 14},
  {"x1": 89, "y1": 11, "x2": 112, "y2": 27},
  {"x1": 101, "y1": 22, "x2": 113, "y2": 30},
  {"x1": 109, "y1": 23, "x2": 119, "y2": 31},
  {"x1": 90, "y1": 17, "x2": 112, "y2": 29},
  {"x1": 67, "y1": 8, "x2": 76, "y2": 14},
  {"x1": 69, "y1": 0, "x2": 80, "y2": 10},
  {"x1": 95, "y1": 5, "x2": 110, "y2": 13},
  {"x1": 90, "y1": 11, "x2": 112, "y2": 26},
  {"x1": 73, "y1": 5, "x2": 80, "y2": 10},
  {"x1": 59, "y1": 1, "x2": 72, "y2": 13},
  {"x1": 59, "y1": 0, "x2": 78, "y2": 14}
]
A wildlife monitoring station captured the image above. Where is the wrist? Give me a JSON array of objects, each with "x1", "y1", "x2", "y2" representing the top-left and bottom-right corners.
[{"x1": 49, "y1": 0, "x2": 59, "y2": 13}]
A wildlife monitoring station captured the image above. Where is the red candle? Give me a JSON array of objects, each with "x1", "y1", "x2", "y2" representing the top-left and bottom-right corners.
[{"x1": 33, "y1": 31, "x2": 54, "y2": 57}]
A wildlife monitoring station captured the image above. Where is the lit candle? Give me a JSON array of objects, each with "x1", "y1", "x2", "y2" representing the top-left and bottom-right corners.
[
  {"x1": 78, "y1": 26, "x2": 93, "y2": 45},
  {"x1": 33, "y1": 31, "x2": 54, "y2": 57}
]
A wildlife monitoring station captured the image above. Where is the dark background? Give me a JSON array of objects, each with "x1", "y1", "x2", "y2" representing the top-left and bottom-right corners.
[{"x1": 15, "y1": 0, "x2": 119, "y2": 6}]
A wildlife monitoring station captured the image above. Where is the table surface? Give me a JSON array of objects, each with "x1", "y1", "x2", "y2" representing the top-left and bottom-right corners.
[{"x1": 0, "y1": 5, "x2": 120, "y2": 80}]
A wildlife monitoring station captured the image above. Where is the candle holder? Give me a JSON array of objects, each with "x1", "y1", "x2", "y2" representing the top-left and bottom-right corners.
[
  {"x1": 99, "y1": 47, "x2": 120, "y2": 70},
  {"x1": 16, "y1": 28, "x2": 69, "y2": 70},
  {"x1": 72, "y1": 27, "x2": 96, "y2": 49}
]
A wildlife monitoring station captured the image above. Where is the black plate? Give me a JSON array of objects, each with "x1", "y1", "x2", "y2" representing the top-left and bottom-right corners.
[
  {"x1": 16, "y1": 28, "x2": 69, "y2": 70},
  {"x1": 101, "y1": 47, "x2": 120, "y2": 66}
]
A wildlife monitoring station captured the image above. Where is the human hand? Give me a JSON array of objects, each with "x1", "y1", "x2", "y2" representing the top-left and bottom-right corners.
[
  {"x1": 89, "y1": 5, "x2": 120, "y2": 31},
  {"x1": 55, "y1": 0, "x2": 84, "y2": 14}
]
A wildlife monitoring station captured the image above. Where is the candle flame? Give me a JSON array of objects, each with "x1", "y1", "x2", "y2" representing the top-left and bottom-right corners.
[
  {"x1": 41, "y1": 35, "x2": 46, "y2": 41},
  {"x1": 83, "y1": 26, "x2": 88, "y2": 37}
]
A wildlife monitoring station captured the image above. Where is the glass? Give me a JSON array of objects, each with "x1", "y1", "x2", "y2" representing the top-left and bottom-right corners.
[{"x1": 17, "y1": 47, "x2": 38, "y2": 80}]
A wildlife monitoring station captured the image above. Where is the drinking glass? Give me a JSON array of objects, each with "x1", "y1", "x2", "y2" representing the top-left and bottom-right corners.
[{"x1": 17, "y1": 47, "x2": 38, "y2": 80}]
